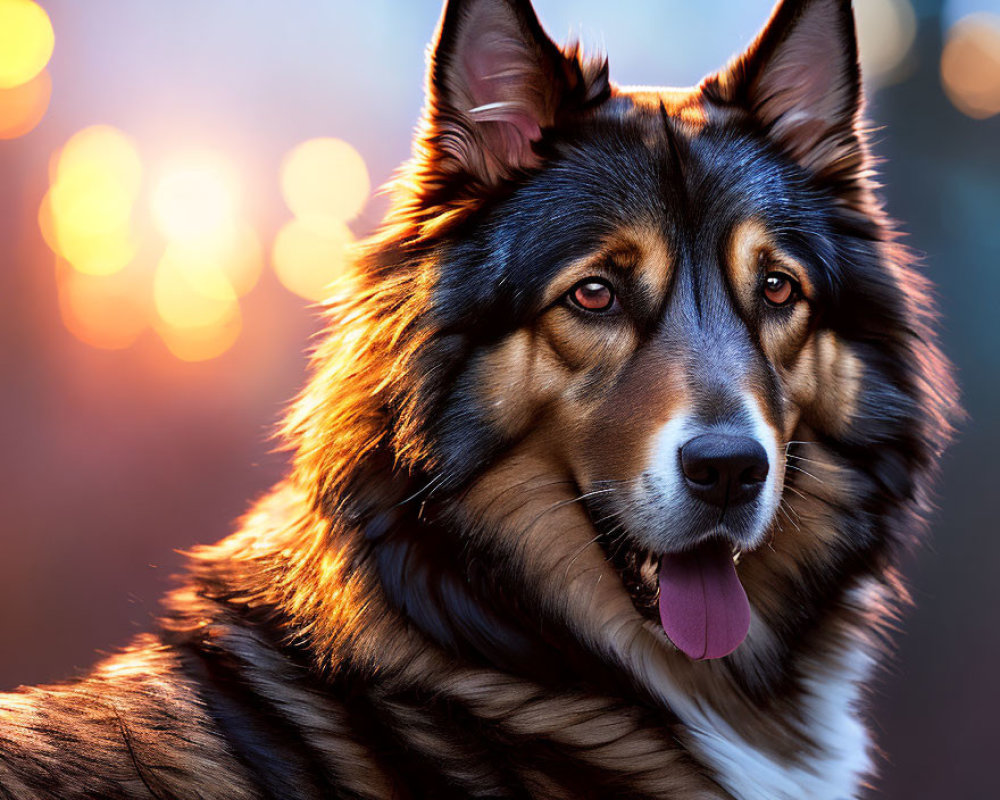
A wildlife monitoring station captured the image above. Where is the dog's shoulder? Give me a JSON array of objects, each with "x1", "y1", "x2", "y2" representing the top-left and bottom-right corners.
[{"x1": 0, "y1": 635, "x2": 259, "y2": 800}]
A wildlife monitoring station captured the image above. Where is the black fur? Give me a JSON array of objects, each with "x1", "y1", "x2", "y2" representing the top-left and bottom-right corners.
[{"x1": 0, "y1": 2, "x2": 957, "y2": 798}]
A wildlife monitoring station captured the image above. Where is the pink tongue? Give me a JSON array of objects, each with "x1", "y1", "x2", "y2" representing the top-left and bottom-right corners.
[{"x1": 657, "y1": 540, "x2": 750, "y2": 660}]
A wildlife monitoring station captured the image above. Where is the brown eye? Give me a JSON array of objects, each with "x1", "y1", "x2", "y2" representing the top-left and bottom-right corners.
[
  {"x1": 763, "y1": 272, "x2": 798, "y2": 307},
  {"x1": 570, "y1": 279, "x2": 616, "y2": 312}
]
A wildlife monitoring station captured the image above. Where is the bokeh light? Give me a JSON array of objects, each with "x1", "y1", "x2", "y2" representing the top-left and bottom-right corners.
[
  {"x1": 151, "y1": 160, "x2": 238, "y2": 245},
  {"x1": 272, "y1": 217, "x2": 354, "y2": 302},
  {"x1": 153, "y1": 250, "x2": 240, "y2": 330},
  {"x1": 41, "y1": 130, "x2": 254, "y2": 361},
  {"x1": 163, "y1": 222, "x2": 264, "y2": 298},
  {"x1": 942, "y1": 13, "x2": 1000, "y2": 119},
  {"x1": 0, "y1": 69, "x2": 50, "y2": 139},
  {"x1": 0, "y1": 0, "x2": 54, "y2": 90},
  {"x1": 55, "y1": 260, "x2": 148, "y2": 351},
  {"x1": 152, "y1": 249, "x2": 243, "y2": 362},
  {"x1": 155, "y1": 318, "x2": 242, "y2": 362},
  {"x1": 50, "y1": 169, "x2": 133, "y2": 237},
  {"x1": 41, "y1": 126, "x2": 142, "y2": 276},
  {"x1": 56, "y1": 125, "x2": 143, "y2": 196},
  {"x1": 280, "y1": 138, "x2": 370, "y2": 226},
  {"x1": 856, "y1": 0, "x2": 917, "y2": 86},
  {"x1": 43, "y1": 129, "x2": 370, "y2": 354},
  {"x1": 41, "y1": 194, "x2": 136, "y2": 277},
  {"x1": 274, "y1": 137, "x2": 369, "y2": 302},
  {"x1": 4, "y1": 9, "x2": 999, "y2": 796},
  {"x1": 38, "y1": 190, "x2": 136, "y2": 279},
  {"x1": 147, "y1": 157, "x2": 257, "y2": 360},
  {"x1": 154, "y1": 292, "x2": 242, "y2": 363}
]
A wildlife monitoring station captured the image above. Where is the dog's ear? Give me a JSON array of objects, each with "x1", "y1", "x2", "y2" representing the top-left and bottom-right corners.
[
  {"x1": 706, "y1": 0, "x2": 862, "y2": 180},
  {"x1": 420, "y1": 0, "x2": 608, "y2": 187}
]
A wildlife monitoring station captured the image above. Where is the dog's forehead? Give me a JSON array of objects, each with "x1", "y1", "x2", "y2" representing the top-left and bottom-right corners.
[
  {"x1": 434, "y1": 89, "x2": 835, "y2": 332},
  {"x1": 482, "y1": 102, "x2": 806, "y2": 283},
  {"x1": 606, "y1": 86, "x2": 712, "y2": 128}
]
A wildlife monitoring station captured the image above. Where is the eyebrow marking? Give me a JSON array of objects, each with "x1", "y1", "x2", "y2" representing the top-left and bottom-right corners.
[
  {"x1": 726, "y1": 219, "x2": 814, "y2": 312},
  {"x1": 541, "y1": 225, "x2": 673, "y2": 308}
]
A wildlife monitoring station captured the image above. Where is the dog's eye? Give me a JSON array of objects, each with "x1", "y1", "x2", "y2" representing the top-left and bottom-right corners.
[
  {"x1": 763, "y1": 272, "x2": 799, "y2": 308},
  {"x1": 569, "y1": 279, "x2": 617, "y2": 313}
]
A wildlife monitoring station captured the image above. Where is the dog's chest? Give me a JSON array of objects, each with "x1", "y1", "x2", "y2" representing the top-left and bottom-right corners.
[{"x1": 675, "y1": 645, "x2": 873, "y2": 800}]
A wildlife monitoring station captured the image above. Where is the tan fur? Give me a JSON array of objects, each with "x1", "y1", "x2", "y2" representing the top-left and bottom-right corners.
[
  {"x1": 0, "y1": 2, "x2": 955, "y2": 797},
  {"x1": 0, "y1": 643, "x2": 262, "y2": 800}
]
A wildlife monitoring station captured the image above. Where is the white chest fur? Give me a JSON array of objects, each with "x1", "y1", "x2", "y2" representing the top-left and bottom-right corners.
[{"x1": 676, "y1": 644, "x2": 874, "y2": 800}]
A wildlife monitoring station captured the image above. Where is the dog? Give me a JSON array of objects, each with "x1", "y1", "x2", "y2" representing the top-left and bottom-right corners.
[{"x1": 0, "y1": 0, "x2": 957, "y2": 797}]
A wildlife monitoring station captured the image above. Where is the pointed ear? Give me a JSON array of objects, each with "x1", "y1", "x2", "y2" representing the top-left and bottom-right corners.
[
  {"x1": 421, "y1": 0, "x2": 609, "y2": 187},
  {"x1": 706, "y1": 0, "x2": 863, "y2": 180}
]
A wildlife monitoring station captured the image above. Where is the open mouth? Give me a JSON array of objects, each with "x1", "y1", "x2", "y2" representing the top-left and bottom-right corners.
[{"x1": 602, "y1": 534, "x2": 750, "y2": 661}]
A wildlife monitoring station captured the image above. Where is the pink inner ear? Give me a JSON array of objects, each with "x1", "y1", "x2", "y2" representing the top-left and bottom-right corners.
[
  {"x1": 447, "y1": 11, "x2": 556, "y2": 170},
  {"x1": 744, "y1": 0, "x2": 859, "y2": 172},
  {"x1": 466, "y1": 100, "x2": 542, "y2": 161},
  {"x1": 758, "y1": 26, "x2": 843, "y2": 132}
]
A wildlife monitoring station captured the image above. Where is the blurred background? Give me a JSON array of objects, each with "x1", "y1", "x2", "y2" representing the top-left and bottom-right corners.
[{"x1": 0, "y1": 1, "x2": 996, "y2": 797}]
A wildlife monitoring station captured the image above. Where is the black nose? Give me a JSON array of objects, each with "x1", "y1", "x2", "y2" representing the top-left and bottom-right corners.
[{"x1": 679, "y1": 434, "x2": 769, "y2": 509}]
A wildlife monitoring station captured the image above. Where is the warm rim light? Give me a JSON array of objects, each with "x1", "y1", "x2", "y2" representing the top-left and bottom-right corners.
[
  {"x1": 0, "y1": 0, "x2": 55, "y2": 90},
  {"x1": 280, "y1": 138, "x2": 370, "y2": 225},
  {"x1": 942, "y1": 13, "x2": 1000, "y2": 119},
  {"x1": 151, "y1": 160, "x2": 238, "y2": 245}
]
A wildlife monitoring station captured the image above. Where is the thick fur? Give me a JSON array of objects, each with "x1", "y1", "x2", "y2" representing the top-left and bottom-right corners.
[{"x1": 0, "y1": 1, "x2": 957, "y2": 798}]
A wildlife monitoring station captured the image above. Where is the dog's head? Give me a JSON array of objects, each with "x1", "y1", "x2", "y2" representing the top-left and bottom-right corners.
[{"x1": 291, "y1": 0, "x2": 954, "y2": 679}]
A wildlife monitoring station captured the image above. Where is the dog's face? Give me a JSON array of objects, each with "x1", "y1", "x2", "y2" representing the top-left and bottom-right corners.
[
  {"x1": 298, "y1": 0, "x2": 950, "y2": 674},
  {"x1": 400, "y1": 0, "x2": 885, "y2": 663},
  {"x1": 432, "y1": 125, "x2": 841, "y2": 658},
  {"x1": 467, "y1": 134, "x2": 803, "y2": 559}
]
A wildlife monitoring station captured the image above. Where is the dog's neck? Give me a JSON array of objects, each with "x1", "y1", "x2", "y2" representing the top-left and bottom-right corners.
[{"x1": 174, "y1": 442, "x2": 880, "y2": 799}]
